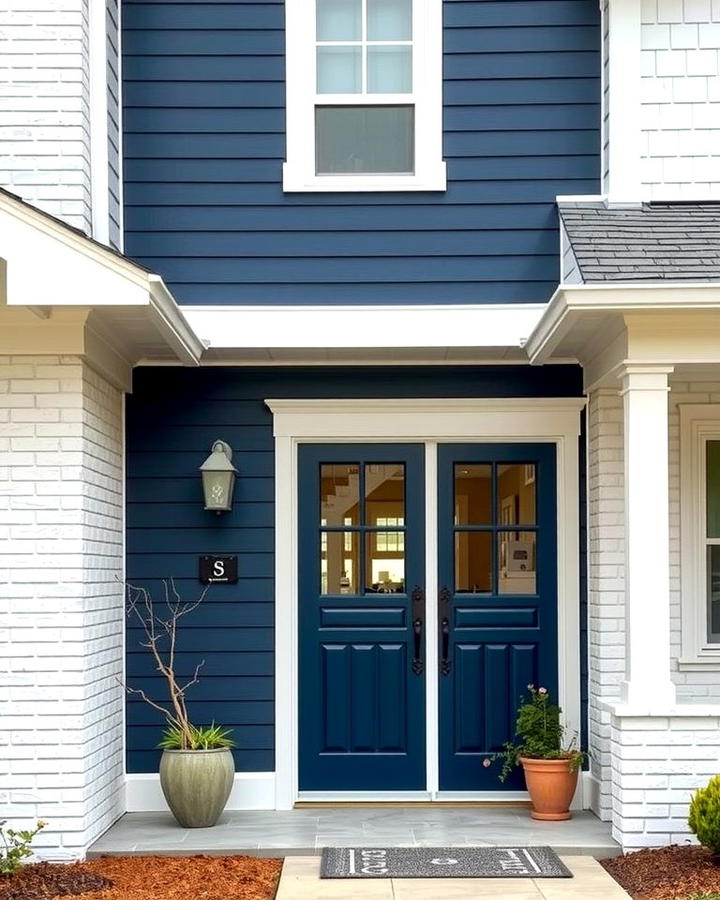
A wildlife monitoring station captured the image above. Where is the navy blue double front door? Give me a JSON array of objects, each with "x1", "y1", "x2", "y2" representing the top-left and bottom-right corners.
[{"x1": 298, "y1": 443, "x2": 557, "y2": 793}]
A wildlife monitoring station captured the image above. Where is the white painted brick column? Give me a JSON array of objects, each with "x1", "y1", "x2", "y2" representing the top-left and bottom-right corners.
[
  {"x1": 610, "y1": 712, "x2": 720, "y2": 848},
  {"x1": 619, "y1": 365, "x2": 676, "y2": 707},
  {"x1": 587, "y1": 388, "x2": 626, "y2": 821},
  {"x1": 0, "y1": 355, "x2": 125, "y2": 859}
]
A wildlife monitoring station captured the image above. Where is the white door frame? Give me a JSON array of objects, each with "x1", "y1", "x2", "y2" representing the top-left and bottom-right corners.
[{"x1": 266, "y1": 398, "x2": 585, "y2": 809}]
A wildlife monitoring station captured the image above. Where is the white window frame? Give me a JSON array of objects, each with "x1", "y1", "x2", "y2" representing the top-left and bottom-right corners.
[
  {"x1": 283, "y1": 0, "x2": 446, "y2": 192},
  {"x1": 679, "y1": 404, "x2": 720, "y2": 669}
]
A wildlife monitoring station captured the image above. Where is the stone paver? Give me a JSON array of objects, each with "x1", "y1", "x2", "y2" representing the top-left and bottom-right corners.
[
  {"x1": 87, "y1": 809, "x2": 619, "y2": 858},
  {"x1": 274, "y1": 855, "x2": 632, "y2": 900}
]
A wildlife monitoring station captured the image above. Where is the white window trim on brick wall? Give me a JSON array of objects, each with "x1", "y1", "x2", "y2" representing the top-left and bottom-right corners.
[
  {"x1": 283, "y1": 0, "x2": 446, "y2": 192},
  {"x1": 679, "y1": 403, "x2": 720, "y2": 669}
]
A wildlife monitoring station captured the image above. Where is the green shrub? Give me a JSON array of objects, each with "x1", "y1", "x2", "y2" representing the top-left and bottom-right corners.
[
  {"x1": 0, "y1": 819, "x2": 46, "y2": 875},
  {"x1": 689, "y1": 775, "x2": 720, "y2": 855}
]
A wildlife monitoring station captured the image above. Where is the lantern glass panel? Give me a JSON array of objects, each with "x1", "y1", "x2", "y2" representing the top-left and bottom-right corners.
[{"x1": 203, "y1": 470, "x2": 235, "y2": 511}]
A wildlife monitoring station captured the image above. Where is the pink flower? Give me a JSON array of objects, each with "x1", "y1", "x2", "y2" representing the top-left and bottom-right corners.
[
  {"x1": 482, "y1": 758, "x2": 492, "y2": 768},
  {"x1": 538, "y1": 687, "x2": 548, "y2": 695}
]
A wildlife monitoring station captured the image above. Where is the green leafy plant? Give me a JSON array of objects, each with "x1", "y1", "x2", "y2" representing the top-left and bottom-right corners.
[
  {"x1": 0, "y1": 819, "x2": 46, "y2": 876},
  {"x1": 122, "y1": 580, "x2": 234, "y2": 751},
  {"x1": 484, "y1": 685, "x2": 587, "y2": 782},
  {"x1": 689, "y1": 775, "x2": 720, "y2": 856},
  {"x1": 158, "y1": 722, "x2": 235, "y2": 751}
]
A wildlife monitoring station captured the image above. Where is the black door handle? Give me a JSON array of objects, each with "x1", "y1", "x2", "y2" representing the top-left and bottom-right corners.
[
  {"x1": 441, "y1": 618, "x2": 451, "y2": 675},
  {"x1": 411, "y1": 585, "x2": 424, "y2": 675},
  {"x1": 439, "y1": 585, "x2": 452, "y2": 675}
]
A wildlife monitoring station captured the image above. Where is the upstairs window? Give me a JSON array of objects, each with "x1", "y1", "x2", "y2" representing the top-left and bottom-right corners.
[{"x1": 284, "y1": 0, "x2": 446, "y2": 192}]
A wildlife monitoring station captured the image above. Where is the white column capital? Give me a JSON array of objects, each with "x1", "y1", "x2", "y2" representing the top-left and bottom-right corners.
[{"x1": 617, "y1": 365, "x2": 675, "y2": 395}]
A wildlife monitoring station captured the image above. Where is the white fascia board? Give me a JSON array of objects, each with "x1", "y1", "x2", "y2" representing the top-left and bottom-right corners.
[
  {"x1": 182, "y1": 304, "x2": 546, "y2": 351},
  {"x1": 147, "y1": 275, "x2": 204, "y2": 365},
  {"x1": 526, "y1": 282, "x2": 720, "y2": 364}
]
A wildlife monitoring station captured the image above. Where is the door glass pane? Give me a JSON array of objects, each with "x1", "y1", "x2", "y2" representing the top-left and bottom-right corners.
[
  {"x1": 498, "y1": 531, "x2": 536, "y2": 595},
  {"x1": 455, "y1": 531, "x2": 492, "y2": 593},
  {"x1": 365, "y1": 532, "x2": 405, "y2": 593},
  {"x1": 707, "y1": 441, "x2": 720, "y2": 539},
  {"x1": 367, "y1": 46, "x2": 412, "y2": 93},
  {"x1": 317, "y1": 0, "x2": 362, "y2": 40},
  {"x1": 454, "y1": 464, "x2": 491, "y2": 525},
  {"x1": 315, "y1": 105, "x2": 414, "y2": 174},
  {"x1": 317, "y1": 46, "x2": 362, "y2": 93},
  {"x1": 321, "y1": 463, "x2": 359, "y2": 525},
  {"x1": 322, "y1": 531, "x2": 359, "y2": 594},
  {"x1": 365, "y1": 462, "x2": 405, "y2": 524},
  {"x1": 367, "y1": 0, "x2": 412, "y2": 40},
  {"x1": 497, "y1": 464, "x2": 536, "y2": 526}
]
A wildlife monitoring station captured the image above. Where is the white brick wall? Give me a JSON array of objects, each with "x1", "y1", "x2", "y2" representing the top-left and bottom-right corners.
[
  {"x1": 610, "y1": 714, "x2": 720, "y2": 848},
  {"x1": 0, "y1": 2, "x2": 92, "y2": 233},
  {"x1": 0, "y1": 355, "x2": 125, "y2": 859},
  {"x1": 640, "y1": 0, "x2": 720, "y2": 198},
  {"x1": 587, "y1": 388, "x2": 627, "y2": 822},
  {"x1": 0, "y1": 0, "x2": 122, "y2": 244},
  {"x1": 588, "y1": 377, "x2": 720, "y2": 846}
]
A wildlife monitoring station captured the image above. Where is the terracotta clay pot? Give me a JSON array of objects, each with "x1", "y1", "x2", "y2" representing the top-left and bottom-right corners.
[{"x1": 519, "y1": 756, "x2": 579, "y2": 821}]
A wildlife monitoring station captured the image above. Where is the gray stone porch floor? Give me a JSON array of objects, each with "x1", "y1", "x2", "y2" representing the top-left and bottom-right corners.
[{"x1": 87, "y1": 808, "x2": 619, "y2": 859}]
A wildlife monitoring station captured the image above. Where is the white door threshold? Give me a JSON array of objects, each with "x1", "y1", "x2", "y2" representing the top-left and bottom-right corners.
[{"x1": 296, "y1": 791, "x2": 531, "y2": 805}]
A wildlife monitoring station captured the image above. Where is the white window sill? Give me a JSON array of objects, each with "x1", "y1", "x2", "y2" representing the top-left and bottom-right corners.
[
  {"x1": 678, "y1": 654, "x2": 720, "y2": 671},
  {"x1": 282, "y1": 162, "x2": 447, "y2": 193}
]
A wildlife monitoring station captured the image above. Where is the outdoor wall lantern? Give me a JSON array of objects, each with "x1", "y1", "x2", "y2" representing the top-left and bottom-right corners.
[{"x1": 199, "y1": 440, "x2": 238, "y2": 513}]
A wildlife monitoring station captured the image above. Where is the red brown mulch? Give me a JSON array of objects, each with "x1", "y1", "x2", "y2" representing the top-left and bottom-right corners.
[
  {"x1": 0, "y1": 856, "x2": 282, "y2": 900},
  {"x1": 602, "y1": 845, "x2": 720, "y2": 899}
]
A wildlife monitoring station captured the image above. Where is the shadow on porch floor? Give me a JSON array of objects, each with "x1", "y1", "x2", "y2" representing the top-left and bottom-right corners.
[{"x1": 87, "y1": 808, "x2": 619, "y2": 859}]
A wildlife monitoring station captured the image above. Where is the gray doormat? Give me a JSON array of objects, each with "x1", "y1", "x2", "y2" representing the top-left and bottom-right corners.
[{"x1": 320, "y1": 846, "x2": 573, "y2": 879}]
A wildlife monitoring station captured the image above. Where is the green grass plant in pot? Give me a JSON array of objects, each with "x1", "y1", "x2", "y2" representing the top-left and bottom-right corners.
[
  {"x1": 124, "y1": 581, "x2": 235, "y2": 828},
  {"x1": 484, "y1": 685, "x2": 586, "y2": 820}
]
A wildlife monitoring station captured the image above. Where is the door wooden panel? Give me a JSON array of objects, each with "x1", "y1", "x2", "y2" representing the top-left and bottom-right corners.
[
  {"x1": 298, "y1": 443, "x2": 425, "y2": 791},
  {"x1": 438, "y1": 444, "x2": 557, "y2": 791}
]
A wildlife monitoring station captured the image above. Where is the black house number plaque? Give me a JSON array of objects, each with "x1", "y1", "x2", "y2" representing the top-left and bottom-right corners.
[{"x1": 199, "y1": 555, "x2": 238, "y2": 584}]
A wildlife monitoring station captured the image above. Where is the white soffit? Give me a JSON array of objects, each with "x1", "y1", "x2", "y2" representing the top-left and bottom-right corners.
[
  {"x1": 526, "y1": 282, "x2": 720, "y2": 364},
  {"x1": 183, "y1": 304, "x2": 546, "y2": 356},
  {"x1": 0, "y1": 189, "x2": 203, "y2": 365}
]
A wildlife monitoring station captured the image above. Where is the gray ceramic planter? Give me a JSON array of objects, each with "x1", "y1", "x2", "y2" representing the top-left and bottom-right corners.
[{"x1": 159, "y1": 747, "x2": 235, "y2": 828}]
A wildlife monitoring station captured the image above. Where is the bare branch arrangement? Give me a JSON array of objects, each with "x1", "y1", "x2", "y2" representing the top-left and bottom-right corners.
[{"x1": 122, "y1": 579, "x2": 209, "y2": 750}]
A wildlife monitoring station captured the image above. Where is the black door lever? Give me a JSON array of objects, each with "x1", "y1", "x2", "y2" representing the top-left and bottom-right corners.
[
  {"x1": 411, "y1": 585, "x2": 424, "y2": 675},
  {"x1": 439, "y1": 585, "x2": 452, "y2": 675}
]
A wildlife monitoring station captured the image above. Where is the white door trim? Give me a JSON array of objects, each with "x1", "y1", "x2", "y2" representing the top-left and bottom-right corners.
[{"x1": 266, "y1": 397, "x2": 585, "y2": 810}]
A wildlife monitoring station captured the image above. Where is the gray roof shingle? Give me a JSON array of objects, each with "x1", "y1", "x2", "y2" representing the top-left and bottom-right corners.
[{"x1": 558, "y1": 201, "x2": 720, "y2": 282}]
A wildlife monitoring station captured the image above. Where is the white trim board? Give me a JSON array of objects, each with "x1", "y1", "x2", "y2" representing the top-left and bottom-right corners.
[
  {"x1": 125, "y1": 773, "x2": 276, "y2": 812},
  {"x1": 266, "y1": 397, "x2": 585, "y2": 810},
  {"x1": 182, "y1": 304, "x2": 545, "y2": 352}
]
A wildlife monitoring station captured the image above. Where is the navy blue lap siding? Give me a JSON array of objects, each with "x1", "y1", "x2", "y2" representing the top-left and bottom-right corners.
[
  {"x1": 125, "y1": 365, "x2": 584, "y2": 773},
  {"x1": 121, "y1": 0, "x2": 600, "y2": 306}
]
